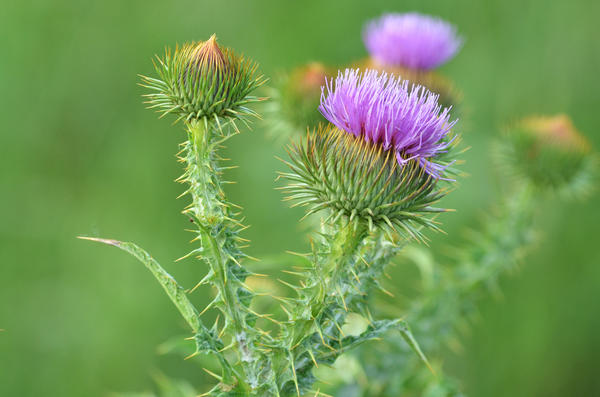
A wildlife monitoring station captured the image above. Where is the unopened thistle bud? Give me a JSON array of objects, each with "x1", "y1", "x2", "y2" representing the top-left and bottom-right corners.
[
  {"x1": 282, "y1": 69, "x2": 459, "y2": 239},
  {"x1": 141, "y1": 34, "x2": 264, "y2": 124},
  {"x1": 500, "y1": 114, "x2": 595, "y2": 193}
]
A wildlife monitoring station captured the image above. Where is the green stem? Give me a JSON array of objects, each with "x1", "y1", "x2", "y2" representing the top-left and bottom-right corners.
[
  {"x1": 290, "y1": 221, "x2": 367, "y2": 348},
  {"x1": 183, "y1": 120, "x2": 261, "y2": 392},
  {"x1": 188, "y1": 122, "x2": 245, "y2": 334}
]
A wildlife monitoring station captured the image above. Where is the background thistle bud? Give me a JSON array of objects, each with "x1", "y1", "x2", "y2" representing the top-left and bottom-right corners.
[
  {"x1": 499, "y1": 114, "x2": 596, "y2": 194},
  {"x1": 141, "y1": 35, "x2": 265, "y2": 124},
  {"x1": 265, "y1": 62, "x2": 332, "y2": 140}
]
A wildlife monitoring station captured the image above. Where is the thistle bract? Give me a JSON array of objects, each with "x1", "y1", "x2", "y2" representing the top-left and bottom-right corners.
[
  {"x1": 141, "y1": 35, "x2": 264, "y2": 124},
  {"x1": 282, "y1": 125, "x2": 452, "y2": 239},
  {"x1": 363, "y1": 12, "x2": 462, "y2": 70},
  {"x1": 501, "y1": 114, "x2": 594, "y2": 193},
  {"x1": 319, "y1": 68, "x2": 457, "y2": 178}
]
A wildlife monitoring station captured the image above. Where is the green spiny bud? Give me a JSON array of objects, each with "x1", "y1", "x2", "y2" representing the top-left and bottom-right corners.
[
  {"x1": 500, "y1": 114, "x2": 596, "y2": 194},
  {"x1": 280, "y1": 125, "x2": 453, "y2": 240},
  {"x1": 141, "y1": 34, "x2": 265, "y2": 124}
]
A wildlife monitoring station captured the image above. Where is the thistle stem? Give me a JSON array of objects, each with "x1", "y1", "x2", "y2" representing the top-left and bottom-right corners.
[
  {"x1": 182, "y1": 120, "x2": 259, "y2": 392},
  {"x1": 287, "y1": 220, "x2": 368, "y2": 356}
]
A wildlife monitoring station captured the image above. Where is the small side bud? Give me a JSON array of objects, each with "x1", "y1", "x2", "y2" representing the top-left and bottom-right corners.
[
  {"x1": 500, "y1": 114, "x2": 596, "y2": 194},
  {"x1": 265, "y1": 62, "x2": 332, "y2": 140}
]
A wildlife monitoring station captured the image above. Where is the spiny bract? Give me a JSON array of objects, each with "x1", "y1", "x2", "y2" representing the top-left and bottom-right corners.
[
  {"x1": 281, "y1": 125, "x2": 453, "y2": 240},
  {"x1": 141, "y1": 35, "x2": 265, "y2": 125}
]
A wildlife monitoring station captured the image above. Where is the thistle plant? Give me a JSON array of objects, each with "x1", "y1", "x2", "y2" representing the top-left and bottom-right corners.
[
  {"x1": 80, "y1": 20, "x2": 596, "y2": 397},
  {"x1": 82, "y1": 29, "x2": 465, "y2": 395},
  {"x1": 276, "y1": 68, "x2": 460, "y2": 395},
  {"x1": 83, "y1": 35, "x2": 276, "y2": 395}
]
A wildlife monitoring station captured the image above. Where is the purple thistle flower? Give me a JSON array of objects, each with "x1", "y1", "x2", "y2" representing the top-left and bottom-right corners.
[
  {"x1": 319, "y1": 68, "x2": 457, "y2": 178},
  {"x1": 363, "y1": 12, "x2": 462, "y2": 70}
]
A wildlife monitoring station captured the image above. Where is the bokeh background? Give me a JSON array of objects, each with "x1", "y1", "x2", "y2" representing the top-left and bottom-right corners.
[{"x1": 1, "y1": 0, "x2": 599, "y2": 396}]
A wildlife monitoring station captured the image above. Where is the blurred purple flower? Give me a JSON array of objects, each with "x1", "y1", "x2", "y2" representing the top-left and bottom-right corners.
[
  {"x1": 319, "y1": 68, "x2": 456, "y2": 178},
  {"x1": 364, "y1": 12, "x2": 462, "y2": 70}
]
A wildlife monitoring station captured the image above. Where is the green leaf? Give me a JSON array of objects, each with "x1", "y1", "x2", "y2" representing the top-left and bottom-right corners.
[
  {"x1": 397, "y1": 320, "x2": 435, "y2": 375},
  {"x1": 78, "y1": 237, "x2": 201, "y2": 332},
  {"x1": 317, "y1": 318, "x2": 432, "y2": 374}
]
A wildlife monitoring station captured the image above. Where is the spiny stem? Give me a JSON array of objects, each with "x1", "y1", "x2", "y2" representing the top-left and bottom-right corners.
[
  {"x1": 182, "y1": 119, "x2": 265, "y2": 392},
  {"x1": 289, "y1": 221, "x2": 367, "y2": 348}
]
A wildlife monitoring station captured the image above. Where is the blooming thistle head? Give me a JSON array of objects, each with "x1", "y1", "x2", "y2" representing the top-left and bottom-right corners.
[
  {"x1": 319, "y1": 69, "x2": 457, "y2": 178},
  {"x1": 363, "y1": 13, "x2": 462, "y2": 71},
  {"x1": 281, "y1": 69, "x2": 459, "y2": 240},
  {"x1": 141, "y1": 35, "x2": 265, "y2": 125},
  {"x1": 499, "y1": 114, "x2": 596, "y2": 194}
]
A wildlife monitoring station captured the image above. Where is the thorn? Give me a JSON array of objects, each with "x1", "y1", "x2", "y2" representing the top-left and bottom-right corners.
[
  {"x1": 279, "y1": 303, "x2": 292, "y2": 318},
  {"x1": 277, "y1": 278, "x2": 299, "y2": 291},
  {"x1": 185, "y1": 351, "x2": 200, "y2": 360},
  {"x1": 198, "y1": 300, "x2": 216, "y2": 316},
  {"x1": 202, "y1": 367, "x2": 223, "y2": 381},
  {"x1": 379, "y1": 285, "x2": 395, "y2": 298},
  {"x1": 218, "y1": 342, "x2": 235, "y2": 353},
  {"x1": 289, "y1": 353, "x2": 301, "y2": 397},
  {"x1": 349, "y1": 268, "x2": 361, "y2": 284},
  {"x1": 281, "y1": 269, "x2": 305, "y2": 277},
  {"x1": 285, "y1": 250, "x2": 310, "y2": 258},
  {"x1": 336, "y1": 286, "x2": 348, "y2": 311},
  {"x1": 315, "y1": 327, "x2": 335, "y2": 351},
  {"x1": 308, "y1": 349, "x2": 319, "y2": 368},
  {"x1": 358, "y1": 255, "x2": 370, "y2": 267}
]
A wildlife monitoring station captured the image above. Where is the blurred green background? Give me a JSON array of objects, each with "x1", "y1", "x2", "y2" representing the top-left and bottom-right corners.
[{"x1": 1, "y1": 0, "x2": 599, "y2": 396}]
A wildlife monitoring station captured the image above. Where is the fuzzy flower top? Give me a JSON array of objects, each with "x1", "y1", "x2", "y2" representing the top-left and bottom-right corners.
[
  {"x1": 363, "y1": 12, "x2": 462, "y2": 70},
  {"x1": 319, "y1": 68, "x2": 456, "y2": 178}
]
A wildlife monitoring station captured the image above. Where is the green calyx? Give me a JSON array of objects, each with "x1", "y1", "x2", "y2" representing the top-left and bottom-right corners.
[
  {"x1": 280, "y1": 125, "x2": 453, "y2": 240},
  {"x1": 141, "y1": 34, "x2": 265, "y2": 124}
]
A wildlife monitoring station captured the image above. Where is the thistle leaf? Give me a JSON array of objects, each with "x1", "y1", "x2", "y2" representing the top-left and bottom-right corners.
[{"x1": 78, "y1": 237, "x2": 201, "y2": 332}]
